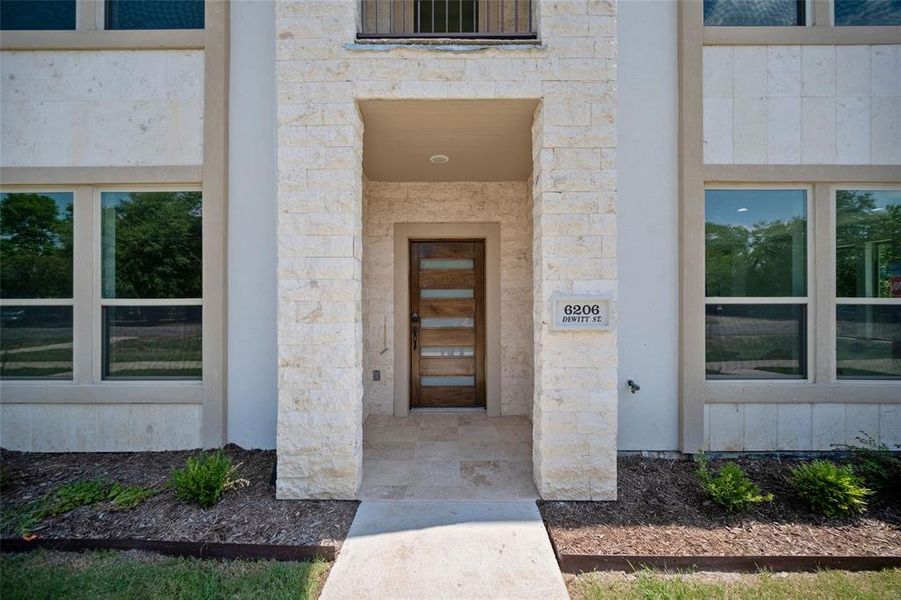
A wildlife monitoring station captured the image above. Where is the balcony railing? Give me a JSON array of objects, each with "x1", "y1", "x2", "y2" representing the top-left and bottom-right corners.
[{"x1": 358, "y1": 0, "x2": 537, "y2": 39}]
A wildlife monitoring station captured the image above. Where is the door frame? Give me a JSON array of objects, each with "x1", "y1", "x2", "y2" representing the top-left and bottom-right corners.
[{"x1": 394, "y1": 223, "x2": 501, "y2": 417}]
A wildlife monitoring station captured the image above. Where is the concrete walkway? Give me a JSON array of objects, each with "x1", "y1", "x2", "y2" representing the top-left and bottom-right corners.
[{"x1": 320, "y1": 501, "x2": 568, "y2": 600}]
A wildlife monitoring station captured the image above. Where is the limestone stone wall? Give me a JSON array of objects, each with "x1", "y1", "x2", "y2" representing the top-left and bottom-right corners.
[
  {"x1": 703, "y1": 45, "x2": 901, "y2": 165},
  {"x1": 1, "y1": 50, "x2": 203, "y2": 167},
  {"x1": 706, "y1": 403, "x2": 901, "y2": 451},
  {"x1": 275, "y1": 0, "x2": 618, "y2": 500},
  {"x1": 0, "y1": 404, "x2": 201, "y2": 451},
  {"x1": 363, "y1": 181, "x2": 534, "y2": 417}
]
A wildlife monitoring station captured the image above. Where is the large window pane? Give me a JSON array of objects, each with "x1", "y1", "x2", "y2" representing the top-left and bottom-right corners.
[
  {"x1": 103, "y1": 305, "x2": 201, "y2": 379},
  {"x1": 101, "y1": 191, "x2": 202, "y2": 299},
  {"x1": 837, "y1": 305, "x2": 901, "y2": 379},
  {"x1": 706, "y1": 189, "x2": 807, "y2": 297},
  {"x1": 0, "y1": 0, "x2": 76, "y2": 30},
  {"x1": 704, "y1": 0, "x2": 804, "y2": 26},
  {"x1": 105, "y1": 0, "x2": 204, "y2": 30},
  {"x1": 0, "y1": 306, "x2": 73, "y2": 379},
  {"x1": 1, "y1": 192, "x2": 73, "y2": 299},
  {"x1": 835, "y1": 0, "x2": 901, "y2": 25},
  {"x1": 706, "y1": 304, "x2": 806, "y2": 379},
  {"x1": 836, "y1": 190, "x2": 901, "y2": 299}
]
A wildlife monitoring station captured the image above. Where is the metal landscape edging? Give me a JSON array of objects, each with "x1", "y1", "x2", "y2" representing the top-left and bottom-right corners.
[{"x1": 0, "y1": 538, "x2": 336, "y2": 562}]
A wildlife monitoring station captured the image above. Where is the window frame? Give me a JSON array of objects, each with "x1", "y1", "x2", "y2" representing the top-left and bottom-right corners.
[
  {"x1": 92, "y1": 184, "x2": 204, "y2": 383},
  {"x1": 0, "y1": 186, "x2": 78, "y2": 381},
  {"x1": 831, "y1": 183, "x2": 901, "y2": 382},
  {"x1": 0, "y1": 183, "x2": 205, "y2": 392},
  {"x1": 704, "y1": 184, "x2": 815, "y2": 383}
]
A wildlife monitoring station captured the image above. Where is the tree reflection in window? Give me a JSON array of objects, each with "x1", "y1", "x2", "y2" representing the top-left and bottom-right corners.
[
  {"x1": 836, "y1": 190, "x2": 901, "y2": 299},
  {"x1": 101, "y1": 191, "x2": 202, "y2": 299},
  {"x1": 0, "y1": 192, "x2": 74, "y2": 299},
  {"x1": 705, "y1": 189, "x2": 807, "y2": 298}
]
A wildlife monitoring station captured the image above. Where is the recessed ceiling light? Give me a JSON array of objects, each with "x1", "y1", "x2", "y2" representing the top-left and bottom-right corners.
[
  {"x1": 737, "y1": 207, "x2": 748, "y2": 212},
  {"x1": 430, "y1": 154, "x2": 450, "y2": 164}
]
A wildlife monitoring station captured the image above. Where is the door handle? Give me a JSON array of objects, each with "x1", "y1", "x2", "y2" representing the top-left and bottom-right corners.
[
  {"x1": 412, "y1": 325, "x2": 419, "y2": 351},
  {"x1": 411, "y1": 312, "x2": 420, "y2": 323}
]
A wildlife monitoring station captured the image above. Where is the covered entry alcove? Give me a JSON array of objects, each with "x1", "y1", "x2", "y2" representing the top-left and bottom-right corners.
[{"x1": 359, "y1": 100, "x2": 538, "y2": 499}]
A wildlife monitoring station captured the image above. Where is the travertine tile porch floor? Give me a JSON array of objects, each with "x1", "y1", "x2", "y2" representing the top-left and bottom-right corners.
[{"x1": 361, "y1": 412, "x2": 538, "y2": 500}]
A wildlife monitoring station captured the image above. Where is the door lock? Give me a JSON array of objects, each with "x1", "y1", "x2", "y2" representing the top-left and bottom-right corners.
[{"x1": 411, "y1": 312, "x2": 420, "y2": 323}]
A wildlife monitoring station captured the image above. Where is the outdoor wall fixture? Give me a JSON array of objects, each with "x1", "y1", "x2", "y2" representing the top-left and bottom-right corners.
[
  {"x1": 627, "y1": 379, "x2": 641, "y2": 394},
  {"x1": 429, "y1": 154, "x2": 450, "y2": 164}
]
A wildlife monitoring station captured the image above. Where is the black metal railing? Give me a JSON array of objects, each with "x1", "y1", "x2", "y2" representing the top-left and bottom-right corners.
[{"x1": 358, "y1": 0, "x2": 537, "y2": 39}]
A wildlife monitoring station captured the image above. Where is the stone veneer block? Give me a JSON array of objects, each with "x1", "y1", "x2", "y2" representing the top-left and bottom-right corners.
[
  {"x1": 743, "y1": 403, "x2": 778, "y2": 451},
  {"x1": 0, "y1": 50, "x2": 203, "y2": 167},
  {"x1": 777, "y1": 404, "x2": 812, "y2": 451},
  {"x1": 705, "y1": 44, "x2": 901, "y2": 165},
  {"x1": 708, "y1": 403, "x2": 743, "y2": 451}
]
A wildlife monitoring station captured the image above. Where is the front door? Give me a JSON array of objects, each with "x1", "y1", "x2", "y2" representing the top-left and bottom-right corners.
[{"x1": 410, "y1": 240, "x2": 486, "y2": 408}]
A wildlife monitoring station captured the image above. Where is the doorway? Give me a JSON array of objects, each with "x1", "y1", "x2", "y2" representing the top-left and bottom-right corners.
[{"x1": 409, "y1": 240, "x2": 486, "y2": 409}]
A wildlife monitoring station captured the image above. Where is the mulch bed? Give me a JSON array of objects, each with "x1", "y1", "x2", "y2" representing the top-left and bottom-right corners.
[
  {"x1": 540, "y1": 455, "x2": 901, "y2": 557},
  {"x1": 0, "y1": 446, "x2": 358, "y2": 549}
]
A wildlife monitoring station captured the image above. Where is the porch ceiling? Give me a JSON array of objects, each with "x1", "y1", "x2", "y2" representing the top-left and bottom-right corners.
[{"x1": 359, "y1": 99, "x2": 538, "y2": 182}]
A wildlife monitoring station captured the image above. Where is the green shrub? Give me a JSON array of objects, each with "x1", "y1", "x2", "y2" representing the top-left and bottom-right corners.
[
  {"x1": 169, "y1": 451, "x2": 248, "y2": 508},
  {"x1": 696, "y1": 456, "x2": 773, "y2": 511},
  {"x1": 790, "y1": 460, "x2": 870, "y2": 517},
  {"x1": 839, "y1": 433, "x2": 900, "y2": 500},
  {"x1": 107, "y1": 484, "x2": 158, "y2": 511},
  {"x1": 1, "y1": 479, "x2": 110, "y2": 536},
  {"x1": 1, "y1": 500, "x2": 47, "y2": 536},
  {"x1": 45, "y1": 480, "x2": 110, "y2": 516}
]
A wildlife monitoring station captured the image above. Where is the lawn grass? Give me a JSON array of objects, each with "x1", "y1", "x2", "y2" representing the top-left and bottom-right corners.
[
  {"x1": 0, "y1": 550, "x2": 329, "y2": 600},
  {"x1": 570, "y1": 568, "x2": 901, "y2": 600}
]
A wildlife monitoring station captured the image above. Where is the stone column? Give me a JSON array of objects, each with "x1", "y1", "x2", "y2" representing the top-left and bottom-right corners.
[
  {"x1": 530, "y1": 1, "x2": 619, "y2": 501},
  {"x1": 275, "y1": 0, "x2": 363, "y2": 499}
]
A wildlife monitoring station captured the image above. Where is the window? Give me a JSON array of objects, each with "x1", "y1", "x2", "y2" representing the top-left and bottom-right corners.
[
  {"x1": 105, "y1": 0, "x2": 204, "y2": 30},
  {"x1": 704, "y1": 0, "x2": 805, "y2": 26},
  {"x1": 100, "y1": 191, "x2": 202, "y2": 379},
  {"x1": 834, "y1": 0, "x2": 901, "y2": 26},
  {"x1": 835, "y1": 189, "x2": 901, "y2": 379},
  {"x1": 358, "y1": 0, "x2": 536, "y2": 39},
  {"x1": 705, "y1": 188, "x2": 809, "y2": 379},
  {"x1": 0, "y1": 191, "x2": 74, "y2": 379},
  {"x1": 415, "y1": 0, "x2": 478, "y2": 34},
  {"x1": 0, "y1": 187, "x2": 203, "y2": 382},
  {"x1": 0, "y1": 0, "x2": 76, "y2": 30}
]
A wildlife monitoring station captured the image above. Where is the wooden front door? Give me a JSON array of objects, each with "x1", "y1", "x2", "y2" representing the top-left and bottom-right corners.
[{"x1": 410, "y1": 240, "x2": 486, "y2": 408}]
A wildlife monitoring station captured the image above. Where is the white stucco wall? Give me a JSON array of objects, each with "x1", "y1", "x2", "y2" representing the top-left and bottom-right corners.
[
  {"x1": 0, "y1": 50, "x2": 203, "y2": 167},
  {"x1": 362, "y1": 181, "x2": 534, "y2": 418},
  {"x1": 703, "y1": 45, "x2": 901, "y2": 165},
  {"x1": 615, "y1": 0, "x2": 680, "y2": 450},
  {"x1": 226, "y1": 0, "x2": 278, "y2": 449}
]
